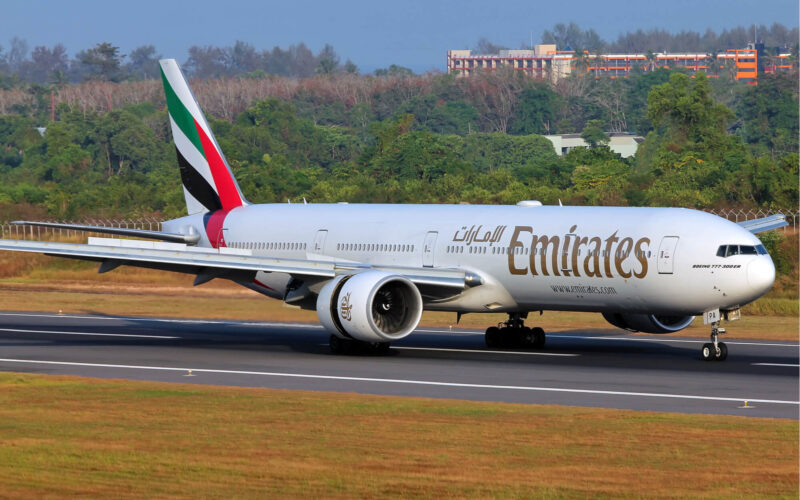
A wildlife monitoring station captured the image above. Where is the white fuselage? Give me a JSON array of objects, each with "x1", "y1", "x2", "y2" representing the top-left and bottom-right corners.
[{"x1": 164, "y1": 203, "x2": 775, "y2": 316}]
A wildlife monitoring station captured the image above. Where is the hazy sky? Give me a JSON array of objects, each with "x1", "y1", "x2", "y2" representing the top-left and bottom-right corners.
[{"x1": 2, "y1": 0, "x2": 797, "y2": 72}]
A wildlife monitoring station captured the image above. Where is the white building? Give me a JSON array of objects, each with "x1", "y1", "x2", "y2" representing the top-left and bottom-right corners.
[{"x1": 544, "y1": 133, "x2": 644, "y2": 158}]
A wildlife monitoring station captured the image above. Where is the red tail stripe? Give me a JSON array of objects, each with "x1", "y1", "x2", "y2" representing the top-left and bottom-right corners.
[
  {"x1": 194, "y1": 118, "x2": 243, "y2": 210},
  {"x1": 205, "y1": 209, "x2": 230, "y2": 248}
]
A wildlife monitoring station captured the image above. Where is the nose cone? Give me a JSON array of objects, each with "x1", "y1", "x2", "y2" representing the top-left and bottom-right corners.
[{"x1": 747, "y1": 257, "x2": 776, "y2": 298}]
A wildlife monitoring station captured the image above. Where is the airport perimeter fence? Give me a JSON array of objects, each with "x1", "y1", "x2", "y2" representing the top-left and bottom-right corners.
[
  {"x1": 0, "y1": 218, "x2": 162, "y2": 240},
  {"x1": 0, "y1": 209, "x2": 797, "y2": 241}
]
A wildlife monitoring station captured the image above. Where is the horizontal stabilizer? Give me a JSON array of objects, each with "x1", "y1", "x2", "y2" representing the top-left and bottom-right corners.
[
  {"x1": 11, "y1": 221, "x2": 200, "y2": 245},
  {"x1": 736, "y1": 214, "x2": 789, "y2": 234}
]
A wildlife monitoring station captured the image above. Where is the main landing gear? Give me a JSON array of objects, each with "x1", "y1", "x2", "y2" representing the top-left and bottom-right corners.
[
  {"x1": 701, "y1": 321, "x2": 728, "y2": 361},
  {"x1": 329, "y1": 334, "x2": 391, "y2": 355},
  {"x1": 485, "y1": 313, "x2": 545, "y2": 349}
]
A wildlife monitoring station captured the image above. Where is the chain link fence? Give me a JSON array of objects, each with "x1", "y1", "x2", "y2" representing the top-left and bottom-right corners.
[
  {"x1": 0, "y1": 209, "x2": 796, "y2": 241},
  {"x1": 0, "y1": 218, "x2": 162, "y2": 241},
  {"x1": 706, "y1": 208, "x2": 798, "y2": 232}
]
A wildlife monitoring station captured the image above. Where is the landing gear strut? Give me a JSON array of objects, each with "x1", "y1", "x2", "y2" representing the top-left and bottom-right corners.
[
  {"x1": 485, "y1": 313, "x2": 545, "y2": 349},
  {"x1": 701, "y1": 321, "x2": 728, "y2": 361}
]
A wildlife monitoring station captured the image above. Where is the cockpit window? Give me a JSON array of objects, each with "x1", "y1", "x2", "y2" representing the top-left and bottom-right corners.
[{"x1": 717, "y1": 244, "x2": 763, "y2": 257}]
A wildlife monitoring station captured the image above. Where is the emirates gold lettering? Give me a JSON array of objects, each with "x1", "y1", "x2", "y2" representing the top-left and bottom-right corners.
[{"x1": 506, "y1": 225, "x2": 650, "y2": 279}]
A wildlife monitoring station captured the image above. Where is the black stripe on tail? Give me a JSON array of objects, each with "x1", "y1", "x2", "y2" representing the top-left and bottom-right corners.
[{"x1": 175, "y1": 146, "x2": 222, "y2": 212}]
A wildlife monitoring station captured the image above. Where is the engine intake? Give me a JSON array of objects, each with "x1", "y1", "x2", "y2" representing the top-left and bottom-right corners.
[
  {"x1": 602, "y1": 312, "x2": 695, "y2": 334},
  {"x1": 316, "y1": 271, "x2": 423, "y2": 342}
]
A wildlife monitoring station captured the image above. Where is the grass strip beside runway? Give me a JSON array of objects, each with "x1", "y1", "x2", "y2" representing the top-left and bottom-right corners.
[{"x1": 0, "y1": 372, "x2": 796, "y2": 498}]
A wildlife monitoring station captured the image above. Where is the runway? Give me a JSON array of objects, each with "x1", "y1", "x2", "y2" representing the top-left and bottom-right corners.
[{"x1": 0, "y1": 311, "x2": 797, "y2": 419}]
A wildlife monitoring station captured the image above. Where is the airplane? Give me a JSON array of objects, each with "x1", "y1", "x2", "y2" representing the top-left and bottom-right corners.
[{"x1": 0, "y1": 59, "x2": 787, "y2": 362}]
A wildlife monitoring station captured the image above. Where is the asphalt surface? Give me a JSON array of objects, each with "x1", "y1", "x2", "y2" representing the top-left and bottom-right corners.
[{"x1": 0, "y1": 311, "x2": 797, "y2": 419}]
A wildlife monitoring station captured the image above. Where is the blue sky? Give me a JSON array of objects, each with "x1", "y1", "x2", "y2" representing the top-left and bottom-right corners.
[{"x1": 2, "y1": 0, "x2": 797, "y2": 73}]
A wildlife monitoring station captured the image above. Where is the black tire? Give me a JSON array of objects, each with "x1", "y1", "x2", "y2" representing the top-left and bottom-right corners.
[
  {"x1": 701, "y1": 343, "x2": 714, "y2": 361},
  {"x1": 330, "y1": 334, "x2": 347, "y2": 354},
  {"x1": 717, "y1": 342, "x2": 728, "y2": 361},
  {"x1": 373, "y1": 342, "x2": 392, "y2": 354},
  {"x1": 531, "y1": 327, "x2": 546, "y2": 349},
  {"x1": 485, "y1": 326, "x2": 501, "y2": 348},
  {"x1": 518, "y1": 327, "x2": 533, "y2": 348}
]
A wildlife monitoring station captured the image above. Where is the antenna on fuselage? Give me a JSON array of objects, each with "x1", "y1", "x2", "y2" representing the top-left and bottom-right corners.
[{"x1": 558, "y1": 199, "x2": 563, "y2": 206}]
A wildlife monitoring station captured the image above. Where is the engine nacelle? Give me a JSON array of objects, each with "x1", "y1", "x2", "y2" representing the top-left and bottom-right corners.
[
  {"x1": 602, "y1": 312, "x2": 695, "y2": 334},
  {"x1": 316, "y1": 271, "x2": 423, "y2": 342}
]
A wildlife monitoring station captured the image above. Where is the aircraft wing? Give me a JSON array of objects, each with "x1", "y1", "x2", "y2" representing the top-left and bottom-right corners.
[
  {"x1": 11, "y1": 220, "x2": 200, "y2": 244},
  {"x1": 0, "y1": 237, "x2": 475, "y2": 290},
  {"x1": 736, "y1": 214, "x2": 788, "y2": 234}
]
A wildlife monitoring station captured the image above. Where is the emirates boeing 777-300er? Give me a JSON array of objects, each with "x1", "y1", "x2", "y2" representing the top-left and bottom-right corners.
[{"x1": 0, "y1": 59, "x2": 787, "y2": 361}]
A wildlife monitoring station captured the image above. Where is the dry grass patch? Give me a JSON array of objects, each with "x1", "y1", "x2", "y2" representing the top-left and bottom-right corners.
[{"x1": 0, "y1": 373, "x2": 796, "y2": 498}]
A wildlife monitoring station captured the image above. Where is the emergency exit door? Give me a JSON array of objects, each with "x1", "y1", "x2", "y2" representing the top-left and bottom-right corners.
[
  {"x1": 657, "y1": 236, "x2": 679, "y2": 274},
  {"x1": 423, "y1": 231, "x2": 438, "y2": 267},
  {"x1": 312, "y1": 230, "x2": 328, "y2": 254}
]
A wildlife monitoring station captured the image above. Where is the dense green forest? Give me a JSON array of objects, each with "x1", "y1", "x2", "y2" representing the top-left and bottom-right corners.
[{"x1": 0, "y1": 52, "x2": 796, "y2": 219}]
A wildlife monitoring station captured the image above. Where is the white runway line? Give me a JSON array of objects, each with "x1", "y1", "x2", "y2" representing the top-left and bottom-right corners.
[
  {"x1": 0, "y1": 358, "x2": 796, "y2": 406},
  {"x1": 752, "y1": 363, "x2": 799, "y2": 367},
  {"x1": 393, "y1": 346, "x2": 578, "y2": 357},
  {"x1": 0, "y1": 312, "x2": 322, "y2": 329},
  {"x1": 550, "y1": 334, "x2": 799, "y2": 348},
  {"x1": 0, "y1": 328, "x2": 179, "y2": 339}
]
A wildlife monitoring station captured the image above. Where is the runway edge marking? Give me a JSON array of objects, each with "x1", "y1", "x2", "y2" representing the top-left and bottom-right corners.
[{"x1": 0, "y1": 358, "x2": 796, "y2": 406}]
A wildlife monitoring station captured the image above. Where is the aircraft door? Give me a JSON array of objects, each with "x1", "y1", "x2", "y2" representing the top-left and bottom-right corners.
[
  {"x1": 423, "y1": 231, "x2": 438, "y2": 267},
  {"x1": 313, "y1": 230, "x2": 328, "y2": 254},
  {"x1": 657, "y1": 236, "x2": 679, "y2": 274}
]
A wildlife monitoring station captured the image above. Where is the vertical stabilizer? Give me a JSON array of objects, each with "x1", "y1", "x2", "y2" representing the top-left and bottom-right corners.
[{"x1": 159, "y1": 59, "x2": 246, "y2": 214}]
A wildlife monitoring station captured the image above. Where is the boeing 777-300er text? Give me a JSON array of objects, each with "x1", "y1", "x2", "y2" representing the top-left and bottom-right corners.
[{"x1": 0, "y1": 59, "x2": 787, "y2": 361}]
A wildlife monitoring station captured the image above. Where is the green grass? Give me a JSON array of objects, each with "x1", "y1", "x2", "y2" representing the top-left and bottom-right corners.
[{"x1": 0, "y1": 373, "x2": 797, "y2": 499}]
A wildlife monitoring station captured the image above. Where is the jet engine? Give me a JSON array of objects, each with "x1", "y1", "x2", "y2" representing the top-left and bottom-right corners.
[
  {"x1": 316, "y1": 271, "x2": 423, "y2": 342},
  {"x1": 602, "y1": 312, "x2": 695, "y2": 334}
]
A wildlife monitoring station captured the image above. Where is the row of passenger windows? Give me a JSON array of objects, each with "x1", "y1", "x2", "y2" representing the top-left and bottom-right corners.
[
  {"x1": 229, "y1": 241, "x2": 307, "y2": 251},
  {"x1": 445, "y1": 245, "x2": 651, "y2": 258},
  {"x1": 716, "y1": 244, "x2": 767, "y2": 257},
  {"x1": 336, "y1": 243, "x2": 414, "y2": 253}
]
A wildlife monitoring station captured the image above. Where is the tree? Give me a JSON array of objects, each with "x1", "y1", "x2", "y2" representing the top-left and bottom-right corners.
[
  {"x1": 374, "y1": 65, "x2": 414, "y2": 77},
  {"x1": 76, "y1": 42, "x2": 125, "y2": 81},
  {"x1": 474, "y1": 38, "x2": 507, "y2": 54},
  {"x1": 24, "y1": 44, "x2": 68, "y2": 84},
  {"x1": 126, "y1": 45, "x2": 161, "y2": 80},
  {"x1": 185, "y1": 45, "x2": 228, "y2": 79},
  {"x1": 315, "y1": 44, "x2": 340, "y2": 75},
  {"x1": 343, "y1": 59, "x2": 359, "y2": 74},
  {"x1": 647, "y1": 73, "x2": 734, "y2": 143},
  {"x1": 508, "y1": 83, "x2": 559, "y2": 135},
  {"x1": 581, "y1": 119, "x2": 609, "y2": 147}
]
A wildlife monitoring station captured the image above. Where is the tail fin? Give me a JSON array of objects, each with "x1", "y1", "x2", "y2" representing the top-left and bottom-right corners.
[{"x1": 159, "y1": 59, "x2": 246, "y2": 214}]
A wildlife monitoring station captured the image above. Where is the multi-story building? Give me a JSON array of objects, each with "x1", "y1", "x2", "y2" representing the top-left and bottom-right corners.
[{"x1": 447, "y1": 42, "x2": 792, "y2": 83}]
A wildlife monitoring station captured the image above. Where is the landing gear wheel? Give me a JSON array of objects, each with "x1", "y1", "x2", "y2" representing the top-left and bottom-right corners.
[
  {"x1": 531, "y1": 327, "x2": 546, "y2": 349},
  {"x1": 330, "y1": 334, "x2": 348, "y2": 354},
  {"x1": 485, "y1": 326, "x2": 501, "y2": 348},
  {"x1": 717, "y1": 342, "x2": 727, "y2": 361},
  {"x1": 701, "y1": 343, "x2": 714, "y2": 361},
  {"x1": 372, "y1": 342, "x2": 392, "y2": 354},
  {"x1": 702, "y1": 321, "x2": 728, "y2": 362}
]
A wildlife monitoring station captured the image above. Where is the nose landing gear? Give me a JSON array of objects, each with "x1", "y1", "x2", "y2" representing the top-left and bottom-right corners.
[
  {"x1": 485, "y1": 312, "x2": 545, "y2": 349},
  {"x1": 701, "y1": 321, "x2": 728, "y2": 361}
]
